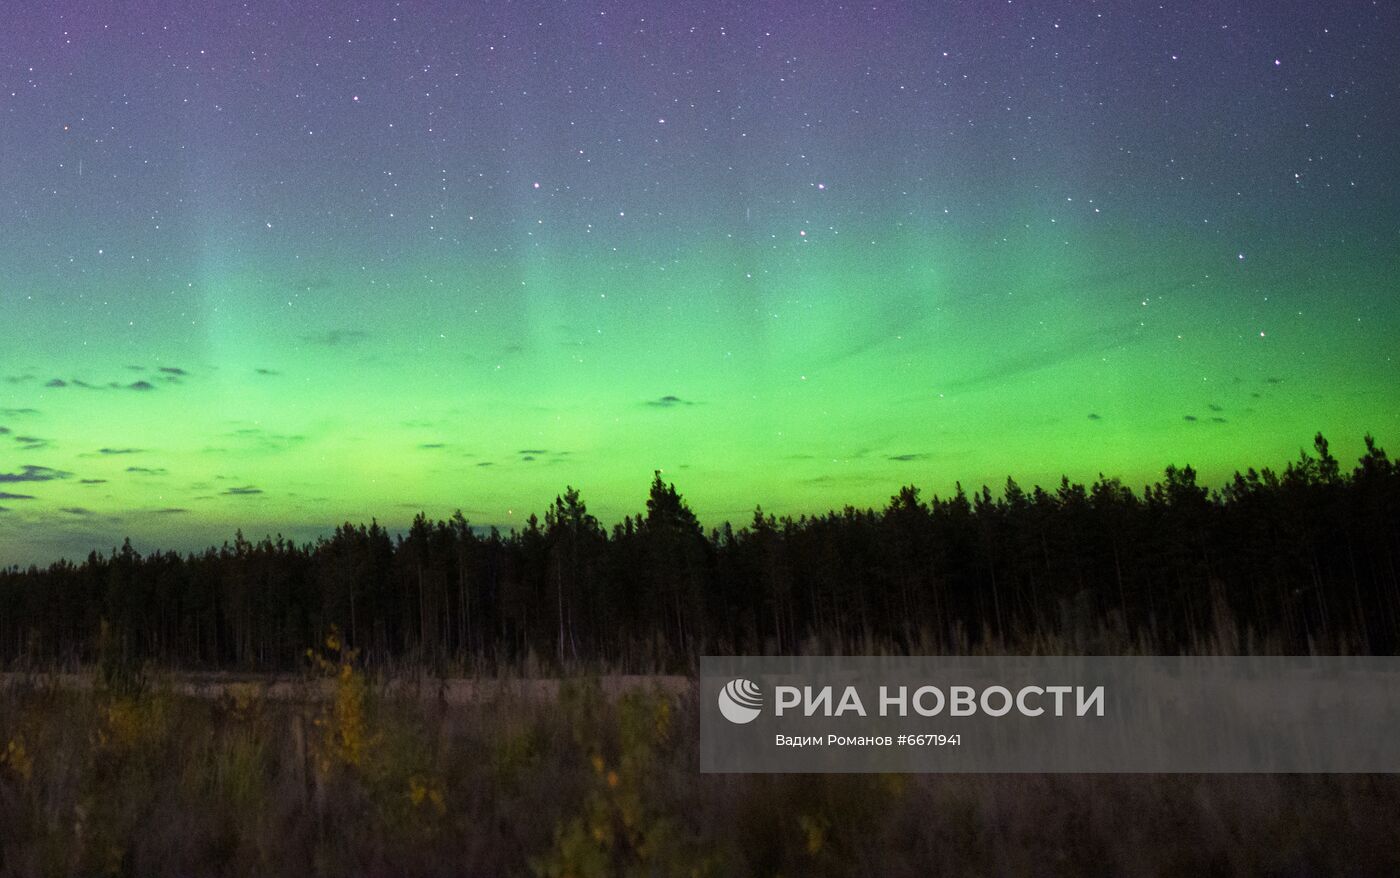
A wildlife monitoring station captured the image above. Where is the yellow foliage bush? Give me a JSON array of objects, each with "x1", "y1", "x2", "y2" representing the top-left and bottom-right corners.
[
  {"x1": 95, "y1": 695, "x2": 166, "y2": 754},
  {"x1": 1, "y1": 736, "x2": 33, "y2": 783},
  {"x1": 308, "y1": 627, "x2": 379, "y2": 775},
  {"x1": 407, "y1": 774, "x2": 446, "y2": 815}
]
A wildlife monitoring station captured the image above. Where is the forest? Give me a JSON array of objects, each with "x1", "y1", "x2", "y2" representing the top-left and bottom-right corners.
[{"x1": 2, "y1": 433, "x2": 1397, "y2": 670}]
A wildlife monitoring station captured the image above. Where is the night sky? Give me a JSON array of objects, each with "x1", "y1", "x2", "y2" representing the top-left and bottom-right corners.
[{"x1": 3, "y1": 1, "x2": 1397, "y2": 565}]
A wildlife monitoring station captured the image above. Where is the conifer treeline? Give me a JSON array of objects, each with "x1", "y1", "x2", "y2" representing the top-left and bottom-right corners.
[{"x1": 2, "y1": 434, "x2": 1397, "y2": 669}]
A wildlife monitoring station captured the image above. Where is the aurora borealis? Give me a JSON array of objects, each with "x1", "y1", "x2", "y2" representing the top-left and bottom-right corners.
[{"x1": 2, "y1": 2, "x2": 1397, "y2": 565}]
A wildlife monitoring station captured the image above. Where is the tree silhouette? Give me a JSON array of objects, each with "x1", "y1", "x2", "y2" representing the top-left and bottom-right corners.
[{"x1": 1, "y1": 434, "x2": 1398, "y2": 670}]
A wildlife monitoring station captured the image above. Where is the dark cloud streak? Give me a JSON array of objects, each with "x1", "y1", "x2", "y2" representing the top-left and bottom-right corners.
[
  {"x1": 0, "y1": 465, "x2": 71, "y2": 483},
  {"x1": 644, "y1": 395, "x2": 696, "y2": 408}
]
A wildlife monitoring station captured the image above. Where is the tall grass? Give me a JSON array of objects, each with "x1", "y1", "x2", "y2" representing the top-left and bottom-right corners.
[{"x1": 2, "y1": 648, "x2": 1398, "y2": 876}]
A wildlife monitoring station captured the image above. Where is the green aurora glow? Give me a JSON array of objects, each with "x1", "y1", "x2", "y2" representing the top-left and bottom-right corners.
[{"x1": 3, "y1": 2, "x2": 1398, "y2": 564}]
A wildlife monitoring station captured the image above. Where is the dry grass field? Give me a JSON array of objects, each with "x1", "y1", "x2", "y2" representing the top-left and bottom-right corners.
[{"x1": 2, "y1": 638, "x2": 1398, "y2": 877}]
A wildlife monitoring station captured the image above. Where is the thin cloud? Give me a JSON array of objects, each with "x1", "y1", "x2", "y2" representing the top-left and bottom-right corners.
[
  {"x1": 59, "y1": 507, "x2": 93, "y2": 516},
  {"x1": 40, "y1": 376, "x2": 164, "y2": 391},
  {"x1": 934, "y1": 321, "x2": 1146, "y2": 396},
  {"x1": 158, "y1": 366, "x2": 188, "y2": 376},
  {"x1": 125, "y1": 466, "x2": 168, "y2": 475},
  {"x1": 254, "y1": 367, "x2": 281, "y2": 376},
  {"x1": 99, "y1": 448, "x2": 144, "y2": 455},
  {"x1": 222, "y1": 486, "x2": 264, "y2": 495},
  {"x1": 301, "y1": 329, "x2": 368, "y2": 346},
  {"x1": 219, "y1": 428, "x2": 306, "y2": 452},
  {"x1": 888, "y1": 453, "x2": 929, "y2": 462},
  {"x1": 0, "y1": 408, "x2": 39, "y2": 416},
  {"x1": 1087, "y1": 413, "x2": 1103, "y2": 421},
  {"x1": 0, "y1": 492, "x2": 36, "y2": 500},
  {"x1": 1184, "y1": 415, "x2": 1199, "y2": 422},
  {"x1": 79, "y1": 478, "x2": 108, "y2": 485}
]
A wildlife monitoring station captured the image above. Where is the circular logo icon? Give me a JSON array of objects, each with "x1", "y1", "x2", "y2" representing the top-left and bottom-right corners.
[{"x1": 718, "y1": 678, "x2": 763, "y2": 724}]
